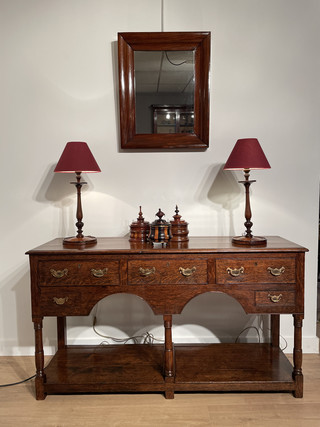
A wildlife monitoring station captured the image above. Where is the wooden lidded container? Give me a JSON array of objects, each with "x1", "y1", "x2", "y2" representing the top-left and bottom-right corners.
[
  {"x1": 129, "y1": 207, "x2": 150, "y2": 242},
  {"x1": 170, "y1": 205, "x2": 189, "y2": 242},
  {"x1": 148, "y1": 209, "x2": 172, "y2": 243}
]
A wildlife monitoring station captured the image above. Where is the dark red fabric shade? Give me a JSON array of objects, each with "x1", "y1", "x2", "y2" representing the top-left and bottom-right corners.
[
  {"x1": 224, "y1": 138, "x2": 271, "y2": 170},
  {"x1": 54, "y1": 141, "x2": 101, "y2": 173}
]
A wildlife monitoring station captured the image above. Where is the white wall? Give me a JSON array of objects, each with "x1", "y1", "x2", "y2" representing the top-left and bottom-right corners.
[{"x1": 1, "y1": 0, "x2": 319, "y2": 355}]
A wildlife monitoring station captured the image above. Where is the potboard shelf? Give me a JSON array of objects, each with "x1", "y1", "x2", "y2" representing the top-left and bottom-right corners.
[{"x1": 43, "y1": 343, "x2": 295, "y2": 395}]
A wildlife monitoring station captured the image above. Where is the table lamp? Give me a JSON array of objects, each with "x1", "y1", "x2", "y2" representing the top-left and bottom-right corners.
[
  {"x1": 224, "y1": 138, "x2": 271, "y2": 246},
  {"x1": 54, "y1": 141, "x2": 101, "y2": 246}
]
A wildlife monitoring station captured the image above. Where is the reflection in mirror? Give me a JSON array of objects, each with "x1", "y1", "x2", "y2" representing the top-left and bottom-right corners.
[{"x1": 134, "y1": 51, "x2": 195, "y2": 134}]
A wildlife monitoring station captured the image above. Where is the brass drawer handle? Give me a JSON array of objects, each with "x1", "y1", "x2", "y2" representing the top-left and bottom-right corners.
[
  {"x1": 227, "y1": 266, "x2": 244, "y2": 277},
  {"x1": 267, "y1": 266, "x2": 285, "y2": 276},
  {"x1": 91, "y1": 268, "x2": 108, "y2": 278},
  {"x1": 268, "y1": 294, "x2": 283, "y2": 303},
  {"x1": 50, "y1": 268, "x2": 68, "y2": 278},
  {"x1": 53, "y1": 297, "x2": 69, "y2": 305},
  {"x1": 139, "y1": 267, "x2": 156, "y2": 277},
  {"x1": 179, "y1": 266, "x2": 196, "y2": 277}
]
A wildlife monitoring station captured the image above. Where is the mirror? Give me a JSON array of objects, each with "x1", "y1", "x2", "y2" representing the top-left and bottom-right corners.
[{"x1": 118, "y1": 32, "x2": 210, "y2": 149}]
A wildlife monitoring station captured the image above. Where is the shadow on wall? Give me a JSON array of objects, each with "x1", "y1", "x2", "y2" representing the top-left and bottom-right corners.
[
  {"x1": 32, "y1": 162, "x2": 95, "y2": 238},
  {"x1": 195, "y1": 163, "x2": 242, "y2": 235}
]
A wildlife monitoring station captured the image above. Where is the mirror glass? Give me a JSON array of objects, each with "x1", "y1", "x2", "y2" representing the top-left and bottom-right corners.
[
  {"x1": 134, "y1": 51, "x2": 195, "y2": 134},
  {"x1": 118, "y1": 32, "x2": 210, "y2": 150}
]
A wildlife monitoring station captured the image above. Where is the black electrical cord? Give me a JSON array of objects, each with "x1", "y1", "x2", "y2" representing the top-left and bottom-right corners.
[
  {"x1": 0, "y1": 374, "x2": 36, "y2": 387},
  {"x1": 165, "y1": 51, "x2": 187, "y2": 66}
]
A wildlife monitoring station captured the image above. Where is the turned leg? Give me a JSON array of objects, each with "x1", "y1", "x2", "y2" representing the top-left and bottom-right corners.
[
  {"x1": 163, "y1": 315, "x2": 174, "y2": 399},
  {"x1": 271, "y1": 314, "x2": 280, "y2": 347},
  {"x1": 33, "y1": 317, "x2": 46, "y2": 400},
  {"x1": 293, "y1": 314, "x2": 303, "y2": 398},
  {"x1": 57, "y1": 317, "x2": 66, "y2": 350}
]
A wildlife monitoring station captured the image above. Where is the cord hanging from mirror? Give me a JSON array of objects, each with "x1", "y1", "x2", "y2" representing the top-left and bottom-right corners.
[{"x1": 161, "y1": 0, "x2": 164, "y2": 31}]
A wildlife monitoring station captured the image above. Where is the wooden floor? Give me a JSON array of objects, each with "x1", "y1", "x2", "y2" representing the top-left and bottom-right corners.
[{"x1": 1, "y1": 354, "x2": 320, "y2": 426}]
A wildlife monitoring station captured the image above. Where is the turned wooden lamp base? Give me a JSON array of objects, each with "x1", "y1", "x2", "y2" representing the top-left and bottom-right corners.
[
  {"x1": 231, "y1": 169, "x2": 267, "y2": 247},
  {"x1": 232, "y1": 235, "x2": 267, "y2": 246},
  {"x1": 63, "y1": 235, "x2": 97, "y2": 247}
]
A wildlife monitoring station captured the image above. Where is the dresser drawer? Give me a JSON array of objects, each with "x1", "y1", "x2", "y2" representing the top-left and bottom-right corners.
[
  {"x1": 216, "y1": 257, "x2": 296, "y2": 284},
  {"x1": 38, "y1": 288, "x2": 87, "y2": 315},
  {"x1": 255, "y1": 290, "x2": 295, "y2": 308},
  {"x1": 38, "y1": 259, "x2": 120, "y2": 286},
  {"x1": 128, "y1": 259, "x2": 207, "y2": 285}
]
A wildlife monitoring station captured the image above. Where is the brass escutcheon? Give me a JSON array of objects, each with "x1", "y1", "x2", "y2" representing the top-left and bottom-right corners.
[
  {"x1": 91, "y1": 268, "x2": 108, "y2": 278},
  {"x1": 139, "y1": 267, "x2": 156, "y2": 277},
  {"x1": 267, "y1": 266, "x2": 285, "y2": 276},
  {"x1": 50, "y1": 268, "x2": 68, "y2": 278},
  {"x1": 268, "y1": 294, "x2": 283, "y2": 303},
  {"x1": 179, "y1": 266, "x2": 196, "y2": 277},
  {"x1": 227, "y1": 266, "x2": 244, "y2": 277},
  {"x1": 53, "y1": 297, "x2": 69, "y2": 305}
]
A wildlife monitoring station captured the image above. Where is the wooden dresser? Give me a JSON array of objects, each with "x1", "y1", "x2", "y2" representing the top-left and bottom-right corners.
[{"x1": 26, "y1": 236, "x2": 307, "y2": 400}]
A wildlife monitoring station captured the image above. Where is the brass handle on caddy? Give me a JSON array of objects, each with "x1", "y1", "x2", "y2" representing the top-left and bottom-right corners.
[
  {"x1": 227, "y1": 266, "x2": 244, "y2": 277},
  {"x1": 91, "y1": 268, "x2": 108, "y2": 278},
  {"x1": 179, "y1": 266, "x2": 196, "y2": 277},
  {"x1": 268, "y1": 294, "x2": 283, "y2": 303},
  {"x1": 267, "y1": 266, "x2": 285, "y2": 277},
  {"x1": 50, "y1": 268, "x2": 68, "y2": 278},
  {"x1": 139, "y1": 267, "x2": 156, "y2": 277},
  {"x1": 53, "y1": 297, "x2": 69, "y2": 305}
]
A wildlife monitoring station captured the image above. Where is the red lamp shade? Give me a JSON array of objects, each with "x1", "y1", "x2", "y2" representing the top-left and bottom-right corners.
[
  {"x1": 224, "y1": 138, "x2": 270, "y2": 170},
  {"x1": 54, "y1": 141, "x2": 101, "y2": 173}
]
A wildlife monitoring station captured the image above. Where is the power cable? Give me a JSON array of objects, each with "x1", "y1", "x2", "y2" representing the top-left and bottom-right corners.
[{"x1": 0, "y1": 374, "x2": 35, "y2": 387}]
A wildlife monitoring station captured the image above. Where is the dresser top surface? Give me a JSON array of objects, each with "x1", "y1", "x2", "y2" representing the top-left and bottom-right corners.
[{"x1": 26, "y1": 236, "x2": 308, "y2": 255}]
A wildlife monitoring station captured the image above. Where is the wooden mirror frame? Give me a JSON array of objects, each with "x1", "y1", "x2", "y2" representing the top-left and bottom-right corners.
[{"x1": 118, "y1": 32, "x2": 210, "y2": 150}]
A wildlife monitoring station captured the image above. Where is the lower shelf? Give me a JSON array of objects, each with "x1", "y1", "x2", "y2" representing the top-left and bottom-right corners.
[
  {"x1": 43, "y1": 343, "x2": 296, "y2": 396},
  {"x1": 45, "y1": 344, "x2": 166, "y2": 394},
  {"x1": 174, "y1": 343, "x2": 295, "y2": 392}
]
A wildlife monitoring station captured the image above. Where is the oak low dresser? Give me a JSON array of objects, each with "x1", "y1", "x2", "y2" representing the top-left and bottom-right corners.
[{"x1": 26, "y1": 236, "x2": 307, "y2": 400}]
